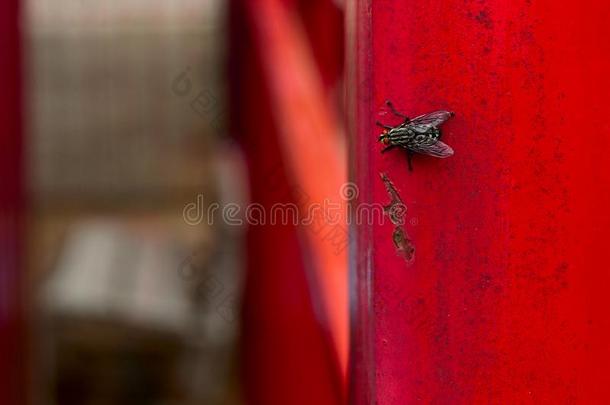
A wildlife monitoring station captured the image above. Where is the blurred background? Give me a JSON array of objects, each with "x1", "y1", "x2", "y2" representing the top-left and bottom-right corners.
[
  {"x1": 16, "y1": 0, "x2": 348, "y2": 404},
  {"x1": 24, "y1": 0, "x2": 244, "y2": 404}
]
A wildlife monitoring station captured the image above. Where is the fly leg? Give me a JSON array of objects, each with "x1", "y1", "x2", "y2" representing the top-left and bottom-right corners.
[
  {"x1": 407, "y1": 150, "x2": 413, "y2": 172},
  {"x1": 376, "y1": 120, "x2": 392, "y2": 130},
  {"x1": 381, "y1": 145, "x2": 396, "y2": 153},
  {"x1": 386, "y1": 100, "x2": 410, "y2": 123}
]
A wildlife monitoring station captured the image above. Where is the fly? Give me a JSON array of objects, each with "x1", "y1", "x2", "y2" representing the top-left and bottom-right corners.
[{"x1": 377, "y1": 100, "x2": 455, "y2": 171}]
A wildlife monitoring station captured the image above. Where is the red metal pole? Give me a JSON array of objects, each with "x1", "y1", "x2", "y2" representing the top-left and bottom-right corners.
[
  {"x1": 349, "y1": 0, "x2": 610, "y2": 403},
  {"x1": 0, "y1": 0, "x2": 25, "y2": 403},
  {"x1": 230, "y1": 0, "x2": 346, "y2": 403}
]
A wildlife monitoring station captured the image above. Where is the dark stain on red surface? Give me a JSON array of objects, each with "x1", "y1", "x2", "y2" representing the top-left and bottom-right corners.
[
  {"x1": 380, "y1": 173, "x2": 415, "y2": 262},
  {"x1": 392, "y1": 227, "x2": 415, "y2": 262},
  {"x1": 473, "y1": 9, "x2": 493, "y2": 29}
]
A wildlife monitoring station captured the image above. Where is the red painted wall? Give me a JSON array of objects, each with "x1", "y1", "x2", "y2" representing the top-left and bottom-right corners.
[
  {"x1": 350, "y1": 0, "x2": 610, "y2": 403},
  {"x1": 0, "y1": 0, "x2": 25, "y2": 403}
]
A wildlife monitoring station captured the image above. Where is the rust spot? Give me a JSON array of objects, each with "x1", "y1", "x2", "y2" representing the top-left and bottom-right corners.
[
  {"x1": 380, "y1": 172, "x2": 415, "y2": 263},
  {"x1": 393, "y1": 226, "x2": 415, "y2": 262}
]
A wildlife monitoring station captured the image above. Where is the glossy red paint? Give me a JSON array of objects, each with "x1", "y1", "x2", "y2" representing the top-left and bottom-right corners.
[
  {"x1": 350, "y1": 0, "x2": 610, "y2": 403},
  {"x1": 0, "y1": 0, "x2": 25, "y2": 403}
]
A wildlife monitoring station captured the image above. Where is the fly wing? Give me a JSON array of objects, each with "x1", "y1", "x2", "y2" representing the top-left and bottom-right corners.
[
  {"x1": 409, "y1": 111, "x2": 454, "y2": 131},
  {"x1": 410, "y1": 140, "x2": 454, "y2": 158}
]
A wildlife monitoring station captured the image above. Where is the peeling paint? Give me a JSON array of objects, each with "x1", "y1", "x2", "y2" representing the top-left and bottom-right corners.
[{"x1": 380, "y1": 173, "x2": 415, "y2": 262}]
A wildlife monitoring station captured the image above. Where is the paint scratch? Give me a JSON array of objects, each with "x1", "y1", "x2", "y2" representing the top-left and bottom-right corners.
[{"x1": 380, "y1": 173, "x2": 415, "y2": 263}]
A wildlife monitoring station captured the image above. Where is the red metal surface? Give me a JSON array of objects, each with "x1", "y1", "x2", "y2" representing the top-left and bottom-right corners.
[
  {"x1": 230, "y1": 0, "x2": 346, "y2": 403},
  {"x1": 350, "y1": 0, "x2": 610, "y2": 403},
  {"x1": 0, "y1": 0, "x2": 25, "y2": 403},
  {"x1": 248, "y1": 0, "x2": 349, "y2": 373}
]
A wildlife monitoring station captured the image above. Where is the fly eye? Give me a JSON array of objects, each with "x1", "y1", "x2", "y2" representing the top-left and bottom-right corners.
[
  {"x1": 383, "y1": 138, "x2": 390, "y2": 145},
  {"x1": 382, "y1": 129, "x2": 388, "y2": 134}
]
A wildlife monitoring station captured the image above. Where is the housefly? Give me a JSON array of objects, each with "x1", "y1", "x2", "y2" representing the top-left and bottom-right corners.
[{"x1": 377, "y1": 100, "x2": 455, "y2": 171}]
